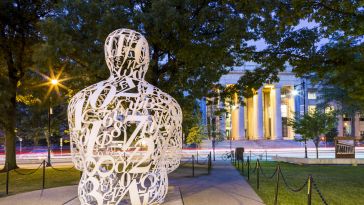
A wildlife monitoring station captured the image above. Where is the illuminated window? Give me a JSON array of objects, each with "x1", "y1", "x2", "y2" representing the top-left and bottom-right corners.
[
  {"x1": 308, "y1": 91, "x2": 317, "y2": 100},
  {"x1": 308, "y1": 105, "x2": 316, "y2": 114}
]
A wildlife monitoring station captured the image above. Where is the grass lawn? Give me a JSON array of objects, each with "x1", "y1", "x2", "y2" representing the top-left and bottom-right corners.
[
  {"x1": 234, "y1": 160, "x2": 364, "y2": 205},
  {"x1": 0, "y1": 166, "x2": 80, "y2": 197},
  {"x1": 0, "y1": 160, "x2": 207, "y2": 198}
]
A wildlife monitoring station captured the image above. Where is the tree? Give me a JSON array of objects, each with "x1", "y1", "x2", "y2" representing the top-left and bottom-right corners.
[
  {"x1": 38, "y1": 0, "x2": 286, "y2": 134},
  {"x1": 288, "y1": 109, "x2": 336, "y2": 158},
  {"x1": 0, "y1": 0, "x2": 54, "y2": 170},
  {"x1": 186, "y1": 126, "x2": 207, "y2": 147},
  {"x1": 318, "y1": 86, "x2": 363, "y2": 137},
  {"x1": 236, "y1": 1, "x2": 364, "y2": 106}
]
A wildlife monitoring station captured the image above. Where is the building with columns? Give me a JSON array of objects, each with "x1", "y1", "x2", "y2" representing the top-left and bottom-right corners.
[{"x1": 201, "y1": 63, "x2": 364, "y2": 141}]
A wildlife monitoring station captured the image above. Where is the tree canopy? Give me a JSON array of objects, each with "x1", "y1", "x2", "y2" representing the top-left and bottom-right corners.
[
  {"x1": 236, "y1": 0, "x2": 364, "y2": 104},
  {"x1": 288, "y1": 109, "x2": 337, "y2": 158}
]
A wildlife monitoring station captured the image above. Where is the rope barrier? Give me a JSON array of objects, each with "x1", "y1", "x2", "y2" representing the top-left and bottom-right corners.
[
  {"x1": 312, "y1": 178, "x2": 329, "y2": 205},
  {"x1": 12, "y1": 161, "x2": 44, "y2": 176},
  {"x1": 258, "y1": 161, "x2": 279, "y2": 179},
  {"x1": 50, "y1": 164, "x2": 76, "y2": 172},
  {"x1": 279, "y1": 168, "x2": 308, "y2": 193}
]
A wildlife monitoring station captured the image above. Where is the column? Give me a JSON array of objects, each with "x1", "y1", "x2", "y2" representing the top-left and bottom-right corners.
[
  {"x1": 355, "y1": 113, "x2": 360, "y2": 138},
  {"x1": 337, "y1": 115, "x2": 343, "y2": 136},
  {"x1": 273, "y1": 86, "x2": 283, "y2": 140},
  {"x1": 247, "y1": 97, "x2": 254, "y2": 139},
  {"x1": 254, "y1": 89, "x2": 264, "y2": 140},
  {"x1": 231, "y1": 106, "x2": 239, "y2": 140},
  {"x1": 239, "y1": 103, "x2": 245, "y2": 140},
  {"x1": 219, "y1": 101, "x2": 226, "y2": 138},
  {"x1": 288, "y1": 87, "x2": 295, "y2": 139}
]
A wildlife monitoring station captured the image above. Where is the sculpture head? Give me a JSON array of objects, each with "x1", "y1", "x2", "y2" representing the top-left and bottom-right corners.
[{"x1": 104, "y1": 29, "x2": 149, "y2": 80}]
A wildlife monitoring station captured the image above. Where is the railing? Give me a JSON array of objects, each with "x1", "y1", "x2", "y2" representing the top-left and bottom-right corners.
[{"x1": 231, "y1": 151, "x2": 329, "y2": 205}]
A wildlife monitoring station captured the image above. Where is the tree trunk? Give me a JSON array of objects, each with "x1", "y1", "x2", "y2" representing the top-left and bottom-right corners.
[
  {"x1": 304, "y1": 139, "x2": 308, "y2": 158},
  {"x1": 4, "y1": 78, "x2": 18, "y2": 170}
]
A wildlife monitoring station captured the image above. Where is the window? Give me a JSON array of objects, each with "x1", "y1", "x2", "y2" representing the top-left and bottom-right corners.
[
  {"x1": 308, "y1": 105, "x2": 316, "y2": 114},
  {"x1": 308, "y1": 91, "x2": 317, "y2": 100}
]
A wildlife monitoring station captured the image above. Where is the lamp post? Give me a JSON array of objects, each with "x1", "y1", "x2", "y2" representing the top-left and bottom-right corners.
[
  {"x1": 46, "y1": 78, "x2": 58, "y2": 166},
  {"x1": 293, "y1": 80, "x2": 307, "y2": 158}
]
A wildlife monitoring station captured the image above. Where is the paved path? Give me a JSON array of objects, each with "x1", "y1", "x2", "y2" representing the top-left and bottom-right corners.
[
  {"x1": 0, "y1": 161, "x2": 263, "y2": 205},
  {"x1": 170, "y1": 160, "x2": 264, "y2": 205},
  {"x1": 0, "y1": 185, "x2": 183, "y2": 205}
]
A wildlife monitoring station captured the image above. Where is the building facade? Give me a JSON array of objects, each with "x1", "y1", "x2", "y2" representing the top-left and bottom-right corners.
[{"x1": 201, "y1": 63, "x2": 364, "y2": 140}]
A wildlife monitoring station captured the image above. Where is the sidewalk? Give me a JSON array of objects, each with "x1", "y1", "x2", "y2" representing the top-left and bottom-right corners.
[
  {"x1": 170, "y1": 160, "x2": 265, "y2": 205},
  {"x1": 0, "y1": 185, "x2": 183, "y2": 205},
  {"x1": 0, "y1": 161, "x2": 264, "y2": 205}
]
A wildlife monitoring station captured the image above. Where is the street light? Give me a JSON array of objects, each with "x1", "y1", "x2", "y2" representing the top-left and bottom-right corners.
[
  {"x1": 46, "y1": 78, "x2": 58, "y2": 166},
  {"x1": 293, "y1": 80, "x2": 308, "y2": 158},
  {"x1": 36, "y1": 67, "x2": 69, "y2": 166}
]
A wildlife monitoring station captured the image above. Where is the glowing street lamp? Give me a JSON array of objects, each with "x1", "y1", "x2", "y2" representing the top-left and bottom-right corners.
[
  {"x1": 51, "y1": 79, "x2": 59, "y2": 85},
  {"x1": 35, "y1": 67, "x2": 70, "y2": 166}
]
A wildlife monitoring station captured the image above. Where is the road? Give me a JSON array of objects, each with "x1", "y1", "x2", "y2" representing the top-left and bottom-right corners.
[{"x1": 1, "y1": 147, "x2": 364, "y2": 165}]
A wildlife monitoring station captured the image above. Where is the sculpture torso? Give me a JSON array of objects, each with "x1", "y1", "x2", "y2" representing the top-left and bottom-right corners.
[{"x1": 67, "y1": 29, "x2": 182, "y2": 205}]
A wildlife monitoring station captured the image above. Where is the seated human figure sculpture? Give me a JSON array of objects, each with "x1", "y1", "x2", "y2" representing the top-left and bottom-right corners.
[{"x1": 67, "y1": 28, "x2": 182, "y2": 205}]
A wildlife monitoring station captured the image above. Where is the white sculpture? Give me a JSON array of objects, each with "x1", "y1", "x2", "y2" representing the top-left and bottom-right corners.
[{"x1": 67, "y1": 28, "x2": 182, "y2": 205}]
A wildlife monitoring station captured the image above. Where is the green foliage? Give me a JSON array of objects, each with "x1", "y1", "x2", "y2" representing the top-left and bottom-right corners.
[
  {"x1": 318, "y1": 86, "x2": 363, "y2": 137},
  {"x1": 289, "y1": 110, "x2": 337, "y2": 142},
  {"x1": 38, "y1": 0, "x2": 287, "y2": 131},
  {"x1": 288, "y1": 109, "x2": 337, "y2": 157},
  {"x1": 325, "y1": 128, "x2": 338, "y2": 143},
  {"x1": 186, "y1": 126, "x2": 207, "y2": 145},
  {"x1": 236, "y1": 1, "x2": 364, "y2": 106}
]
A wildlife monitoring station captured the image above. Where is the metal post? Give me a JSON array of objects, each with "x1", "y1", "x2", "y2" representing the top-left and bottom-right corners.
[
  {"x1": 212, "y1": 140, "x2": 216, "y2": 161},
  {"x1": 307, "y1": 175, "x2": 312, "y2": 205},
  {"x1": 274, "y1": 165, "x2": 280, "y2": 205},
  {"x1": 209, "y1": 151, "x2": 212, "y2": 168},
  {"x1": 208, "y1": 154, "x2": 211, "y2": 175},
  {"x1": 256, "y1": 160, "x2": 260, "y2": 190},
  {"x1": 192, "y1": 155, "x2": 195, "y2": 177},
  {"x1": 265, "y1": 150, "x2": 267, "y2": 161},
  {"x1": 42, "y1": 160, "x2": 46, "y2": 189},
  {"x1": 241, "y1": 159, "x2": 244, "y2": 174},
  {"x1": 247, "y1": 157, "x2": 250, "y2": 180},
  {"x1": 6, "y1": 162, "x2": 9, "y2": 195},
  {"x1": 47, "y1": 97, "x2": 52, "y2": 166}
]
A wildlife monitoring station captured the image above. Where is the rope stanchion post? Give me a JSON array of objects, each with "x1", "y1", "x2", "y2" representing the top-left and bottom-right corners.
[
  {"x1": 192, "y1": 155, "x2": 195, "y2": 177},
  {"x1": 207, "y1": 154, "x2": 211, "y2": 175},
  {"x1": 256, "y1": 160, "x2": 260, "y2": 190},
  {"x1": 247, "y1": 156, "x2": 250, "y2": 180},
  {"x1": 274, "y1": 165, "x2": 280, "y2": 205},
  {"x1": 42, "y1": 160, "x2": 46, "y2": 189},
  {"x1": 307, "y1": 175, "x2": 312, "y2": 205},
  {"x1": 6, "y1": 162, "x2": 9, "y2": 195},
  {"x1": 265, "y1": 150, "x2": 267, "y2": 161},
  {"x1": 209, "y1": 151, "x2": 212, "y2": 171},
  {"x1": 241, "y1": 159, "x2": 244, "y2": 174}
]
